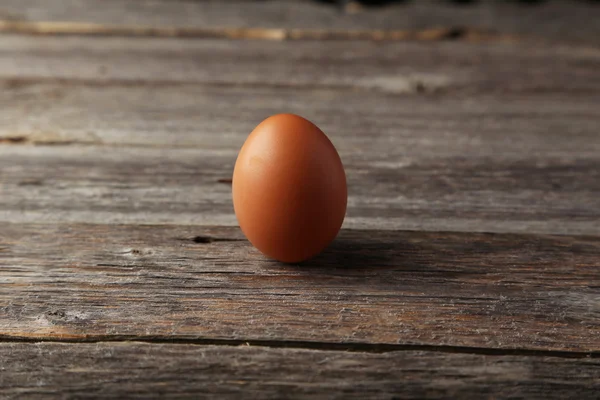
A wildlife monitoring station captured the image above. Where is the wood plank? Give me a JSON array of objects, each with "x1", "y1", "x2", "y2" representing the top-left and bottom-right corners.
[
  {"x1": 1, "y1": 0, "x2": 599, "y2": 45},
  {"x1": 0, "y1": 38, "x2": 597, "y2": 233},
  {"x1": 1, "y1": 143, "x2": 599, "y2": 234},
  {"x1": 0, "y1": 35, "x2": 598, "y2": 93},
  {"x1": 1, "y1": 81, "x2": 599, "y2": 153},
  {"x1": 1, "y1": 224, "x2": 599, "y2": 351},
  {"x1": 1, "y1": 342, "x2": 599, "y2": 399}
]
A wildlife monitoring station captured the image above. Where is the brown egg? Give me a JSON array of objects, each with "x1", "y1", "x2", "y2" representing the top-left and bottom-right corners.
[{"x1": 233, "y1": 114, "x2": 347, "y2": 263}]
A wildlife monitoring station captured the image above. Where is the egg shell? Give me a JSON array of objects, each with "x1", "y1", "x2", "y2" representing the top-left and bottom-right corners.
[{"x1": 233, "y1": 114, "x2": 347, "y2": 263}]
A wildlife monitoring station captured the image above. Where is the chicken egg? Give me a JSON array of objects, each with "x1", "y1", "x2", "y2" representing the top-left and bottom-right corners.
[{"x1": 233, "y1": 114, "x2": 347, "y2": 263}]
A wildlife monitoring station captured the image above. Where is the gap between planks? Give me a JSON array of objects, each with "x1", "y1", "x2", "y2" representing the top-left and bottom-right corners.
[
  {"x1": 0, "y1": 336, "x2": 598, "y2": 360},
  {"x1": 2, "y1": 0, "x2": 599, "y2": 46},
  {"x1": 0, "y1": 20, "x2": 518, "y2": 42}
]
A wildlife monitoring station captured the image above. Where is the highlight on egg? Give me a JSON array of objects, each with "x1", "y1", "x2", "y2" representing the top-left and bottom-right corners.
[{"x1": 232, "y1": 114, "x2": 347, "y2": 263}]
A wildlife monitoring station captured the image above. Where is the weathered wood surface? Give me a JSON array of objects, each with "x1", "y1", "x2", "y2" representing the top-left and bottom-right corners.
[
  {"x1": 1, "y1": 0, "x2": 599, "y2": 396},
  {"x1": 1, "y1": 0, "x2": 599, "y2": 45},
  {"x1": 0, "y1": 34, "x2": 598, "y2": 233},
  {"x1": 1, "y1": 343, "x2": 599, "y2": 400},
  {"x1": 1, "y1": 80, "x2": 599, "y2": 152},
  {"x1": 1, "y1": 144, "x2": 599, "y2": 234},
  {"x1": 1, "y1": 224, "x2": 599, "y2": 352},
  {"x1": 0, "y1": 35, "x2": 598, "y2": 92}
]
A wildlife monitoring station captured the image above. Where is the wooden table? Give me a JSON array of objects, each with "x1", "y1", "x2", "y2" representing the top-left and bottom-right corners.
[{"x1": 1, "y1": 1, "x2": 599, "y2": 398}]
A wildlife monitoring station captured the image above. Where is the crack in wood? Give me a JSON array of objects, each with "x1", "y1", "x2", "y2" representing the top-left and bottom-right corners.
[
  {"x1": 17, "y1": 179, "x2": 44, "y2": 186},
  {"x1": 174, "y1": 236, "x2": 245, "y2": 244},
  {"x1": 0, "y1": 75, "x2": 450, "y2": 95},
  {"x1": 0, "y1": 136, "x2": 27, "y2": 144},
  {"x1": 0, "y1": 335, "x2": 597, "y2": 359},
  {"x1": 0, "y1": 20, "x2": 516, "y2": 42},
  {"x1": 192, "y1": 236, "x2": 215, "y2": 244}
]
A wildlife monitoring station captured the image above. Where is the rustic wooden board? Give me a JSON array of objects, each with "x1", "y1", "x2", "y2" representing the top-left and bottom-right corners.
[
  {"x1": 1, "y1": 0, "x2": 599, "y2": 45},
  {"x1": 1, "y1": 144, "x2": 599, "y2": 233},
  {"x1": 0, "y1": 1, "x2": 597, "y2": 396},
  {"x1": 0, "y1": 32, "x2": 598, "y2": 232},
  {"x1": 1, "y1": 81, "x2": 599, "y2": 153},
  {"x1": 1, "y1": 342, "x2": 599, "y2": 399},
  {"x1": 0, "y1": 36, "x2": 598, "y2": 233},
  {"x1": 0, "y1": 35, "x2": 598, "y2": 93},
  {"x1": 1, "y1": 224, "x2": 599, "y2": 352}
]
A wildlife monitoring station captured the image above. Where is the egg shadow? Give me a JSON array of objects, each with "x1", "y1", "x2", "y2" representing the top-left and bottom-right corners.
[
  {"x1": 288, "y1": 231, "x2": 409, "y2": 274},
  {"x1": 260, "y1": 230, "x2": 491, "y2": 285},
  {"x1": 271, "y1": 233, "x2": 493, "y2": 296}
]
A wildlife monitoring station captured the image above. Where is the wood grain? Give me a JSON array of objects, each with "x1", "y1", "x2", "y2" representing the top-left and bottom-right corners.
[
  {"x1": 0, "y1": 35, "x2": 598, "y2": 93},
  {"x1": 1, "y1": 1, "x2": 598, "y2": 394},
  {"x1": 1, "y1": 224, "x2": 599, "y2": 352},
  {"x1": 1, "y1": 81, "x2": 599, "y2": 152},
  {"x1": 1, "y1": 143, "x2": 599, "y2": 234},
  {"x1": 0, "y1": 36, "x2": 598, "y2": 233},
  {"x1": 1, "y1": 342, "x2": 599, "y2": 399},
  {"x1": 1, "y1": 0, "x2": 599, "y2": 45}
]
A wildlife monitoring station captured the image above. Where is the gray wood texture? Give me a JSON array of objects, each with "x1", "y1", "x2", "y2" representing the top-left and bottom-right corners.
[
  {"x1": 1, "y1": 0, "x2": 599, "y2": 397},
  {"x1": 0, "y1": 0, "x2": 599, "y2": 45},
  {"x1": 1, "y1": 71, "x2": 599, "y2": 148},
  {"x1": 1, "y1": 224, "x2": 599, "y2": 352},
  {"x1": 1, "y1": 342, "x2": 599, "y2": 399},
  {"x1": 0, "y1": 35, "x2": 598, "y2": 91},
  {"x1": 1, "y1": 144, "x2": 599, "y2": 234},
  {"x1": 0, "y1": 34, "x2": 598, "y2": 233}
]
